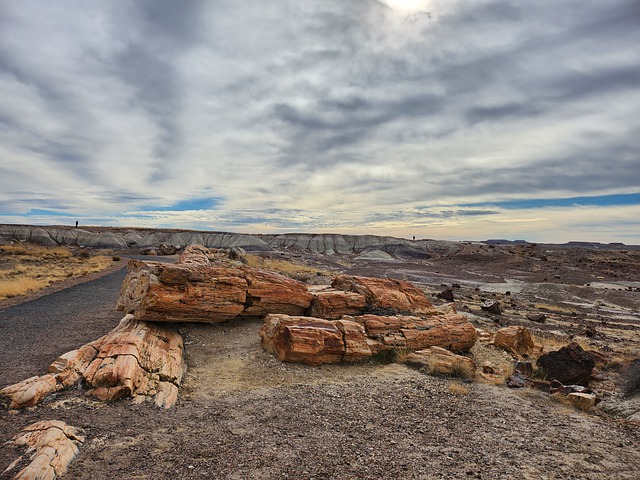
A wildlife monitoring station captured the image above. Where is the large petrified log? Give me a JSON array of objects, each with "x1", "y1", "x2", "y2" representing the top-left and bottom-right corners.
[
  {"x1": 332, "y1": 275, "x2": 438, "y2": 315},
  {"x1": 260, "y1": 313, "x2": 477, "y2": 366},
  {"x1": 117, "y1": 245, "x2": 313, "y2": 323},
  {"x1": 0, "y1": 315, "x2": 185, "y2": 410},
  {"x1": 3, "y1": 420, "x2": 84, "y2": 480}
]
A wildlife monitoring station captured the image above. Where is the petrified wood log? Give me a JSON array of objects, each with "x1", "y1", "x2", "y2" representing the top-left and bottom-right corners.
[
  {"x1": 405, "y1": 346, "x2": 477, "y2": 379},
  {"x1": 332, "y1": 275, "x2": 437, "y2": 315},
  {"x1": 1, "y1": 315, "x2": 185, "y2": 410},
  {"x1": 352, "y1": 313, "x2": 478, "y2": 353},
  {"x1": 260, "y1": 313, "x2": 477, "y2": 366},
  {"x1": 117, "y1": 246, "x2": 313, "y2": 323},
  {"x1": 307, "y1": 286, "x2": 367, "y2": 319},
  {"x1": 3, "y1": 420, "x2": 84, "y2": 480}
]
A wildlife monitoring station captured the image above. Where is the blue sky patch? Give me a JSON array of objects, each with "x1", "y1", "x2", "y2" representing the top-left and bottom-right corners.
[
  {"x1": 139, "y1": 197, "x2": 223, "y2": 212},
  {"x1": 463, "y1": 193, "x2": 640, "y2": 210}
]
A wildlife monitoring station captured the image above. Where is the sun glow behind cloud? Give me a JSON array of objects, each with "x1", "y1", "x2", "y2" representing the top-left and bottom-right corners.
[{"x1": 0, "y1": 1, "x2": 639, "y2": 243}]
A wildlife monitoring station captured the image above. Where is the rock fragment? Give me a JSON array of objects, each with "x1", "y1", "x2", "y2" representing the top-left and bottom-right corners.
[
  {"x1": 405, "y1": 347, "x2": 476, "y2": 379},
  {"x1": 3, "y1": 420, "x2": 84, "y2": 480},
  {"x1": 492, "y1": 326, "x2": 534, "y2": 357},
  {"x1": 1, "y1": 315, "x2": 185, "y2": 409}
]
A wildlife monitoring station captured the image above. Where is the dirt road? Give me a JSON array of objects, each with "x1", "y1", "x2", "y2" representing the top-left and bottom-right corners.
[{"x1": 1, "y1": 258, "x2": 639, "y2": 479}]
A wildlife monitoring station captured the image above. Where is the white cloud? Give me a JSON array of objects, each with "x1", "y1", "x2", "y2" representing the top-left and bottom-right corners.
[{"x1": 0, "y1": 0, "x2": 639, "y2": 243}]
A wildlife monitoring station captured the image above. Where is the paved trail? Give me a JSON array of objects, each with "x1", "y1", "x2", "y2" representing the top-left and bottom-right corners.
[{"x1": 0, "y1": 268, "x2": 127, "y2": 386}]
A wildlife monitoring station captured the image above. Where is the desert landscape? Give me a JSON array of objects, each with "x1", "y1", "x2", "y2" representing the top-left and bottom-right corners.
[{"x1": 0, "y1": 225, "x2": 638, "y2": 479}]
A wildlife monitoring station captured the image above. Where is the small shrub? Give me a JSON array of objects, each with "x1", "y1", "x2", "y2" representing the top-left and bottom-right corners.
[
  {"x1": 112, "y1": 256, "x2": 121, "y2": 262},
  {"x1": 75, "y1": 248, "x2": 91, "y2": 259}
]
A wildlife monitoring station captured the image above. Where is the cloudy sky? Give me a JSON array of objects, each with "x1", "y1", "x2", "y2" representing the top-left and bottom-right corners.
[{"x1": 1, "y1": 0, "x2": 639, "y2": 243}]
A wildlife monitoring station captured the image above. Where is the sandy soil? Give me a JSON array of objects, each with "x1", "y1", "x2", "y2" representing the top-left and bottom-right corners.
[{"x1": 1, "y1": 245, "x2": 639, "y2": 479}]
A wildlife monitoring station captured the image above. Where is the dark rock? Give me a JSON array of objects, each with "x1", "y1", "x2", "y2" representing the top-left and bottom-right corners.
[
  {"x1": 526, "y1": 313, "x2": 547, "y2": 323},
  {"x1": 585, "y1": 325, "x2": 597, "y2": 338},
  {"x1": 536, "y1": 342, "x2": 595, "y2": 386},
  {"x1": 436, "y1": 289, "x2": 455, "y2": 302},
  {"x1": 452, "y1": 283, "x2": 461, "y2": 289},
  {"x1": 506, "y1": 371, "x2": 531, "y2": 388},
  {"x1": 229, "y1": 246, "x2": 247, "y2": 261},
  {"x1": 481, "y1": 300, "x2": 501, "y2": 315}
]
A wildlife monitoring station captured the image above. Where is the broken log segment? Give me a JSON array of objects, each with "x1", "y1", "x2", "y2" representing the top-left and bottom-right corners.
[
  {"x1": 405, "y1": 346, "x2": 477, "y2": 379},
  {"x1": 3, "y1": 420, "x2": 84, "y2": 480},
  {"x1": 307, "y1": 286, "x2": 367, "y2": 320},
  {"x1": 260, "y1": 313, "x2": 477, "y2": 366},
  {"x1": 1, "y1": 315, "x2": 185, "y2": 410},
  {"x1": 332, "y1": 275, "x2": 438, "y2": 315},
  {"x1": 352, "y1": 313, "x2": 478, "y2": 353}
]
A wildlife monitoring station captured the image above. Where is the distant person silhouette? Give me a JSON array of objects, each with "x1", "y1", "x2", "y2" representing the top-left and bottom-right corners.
[
  {"x1": 75, "y1": 221, "x2": 78, "y2": 228},
  {"x1": 413, "y1": 236, "x2": 415, "y2": 241}
]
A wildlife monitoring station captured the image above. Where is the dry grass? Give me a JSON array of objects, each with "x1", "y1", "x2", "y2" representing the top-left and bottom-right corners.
[
  {"x1": 242, "y1": 254, "x2": 329, "y2": 282},
  {"x1": 448, "y1": 381, "x2": 470, "y2": 395},
  {"x1": 0, "y1": 243, "x2": 115, "y2": 300},
  {"x1": 533, "y1": 303, "x2": 574, "y2": 315}
]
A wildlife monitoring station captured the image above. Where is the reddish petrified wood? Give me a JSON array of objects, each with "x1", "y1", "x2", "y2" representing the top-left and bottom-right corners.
[
  {"x1": 331, "y1": 275, "x2": 437, "y2": 315},
  {"x1": 307, "y1": 286, "x2": 367, "y2": 319},
  {"x1": 117, "y1": 246, "x2": 313, "y2": 323},
  {"x1": 260, "y1": 313, "x2": 477, "y2": 366},
  {"x1": 353, "y1": 313, "x2": 477, "y2": 353}
]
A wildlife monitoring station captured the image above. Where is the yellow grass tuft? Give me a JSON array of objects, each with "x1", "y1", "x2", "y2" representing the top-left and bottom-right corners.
[
  {"x1": 448, "y1": 381, "x2": 470, "y2": 395},
  {"x1": 0, "y1": 244, "x2": 114, "y2": 300}
]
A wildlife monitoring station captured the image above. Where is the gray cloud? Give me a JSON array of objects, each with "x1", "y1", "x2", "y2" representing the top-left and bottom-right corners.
[{"x1": 0, "y1": 0, "x2": 638, "y2": 242}]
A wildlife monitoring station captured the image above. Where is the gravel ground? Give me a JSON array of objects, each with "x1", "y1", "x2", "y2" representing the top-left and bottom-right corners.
[{"x1": 1, "y1": 255, "x2": 639, "y2": 479}]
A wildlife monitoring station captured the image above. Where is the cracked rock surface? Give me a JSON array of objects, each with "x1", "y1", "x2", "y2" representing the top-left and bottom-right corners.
[
  {"x1": 3, "y1": 420, "x2": 83, "y2": 480},
  {"x1": 1, "y1": 315, "x2": 185, "y2": 410}
]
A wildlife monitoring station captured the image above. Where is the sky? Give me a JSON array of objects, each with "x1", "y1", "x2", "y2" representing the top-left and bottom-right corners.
[{"x1": 0, "y1": 0, "x2": 639, "y2": 244}]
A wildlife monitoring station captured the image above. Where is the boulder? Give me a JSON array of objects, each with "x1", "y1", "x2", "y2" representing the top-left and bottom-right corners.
[
  {"x1": 481, "y1": 300, "x2": 502, "y2": 315},
  {"x1": 492, "y1": 326, "x2": 534, "y2": 357},
  {"x1": 568, "y1": 392, "x2": 597, "y2": 411},
  {"x1": 536, "y1": 342, "x2": 595, "y2": 386},
  {"x1": 436, "y1": 288, "x2": 455, "y2": 302},
  {"x1": 405, "y1": 346, "x2": 476, "y2": 379},
  {"x1": 3, "y1": 421, "x2": 84, "y2": 480},
  {"x1": 526, "y1": 313, "x2": 547, "y2": 323},
  {"x1": 332, "y1": 275, "x2": 437, "y2": 315},
  {"x1": 307, "y1": 287, "x2": 367, "y2": 319},
  {"x1": 1, "y1": 315, "x2": 185, "y2": 409}
]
